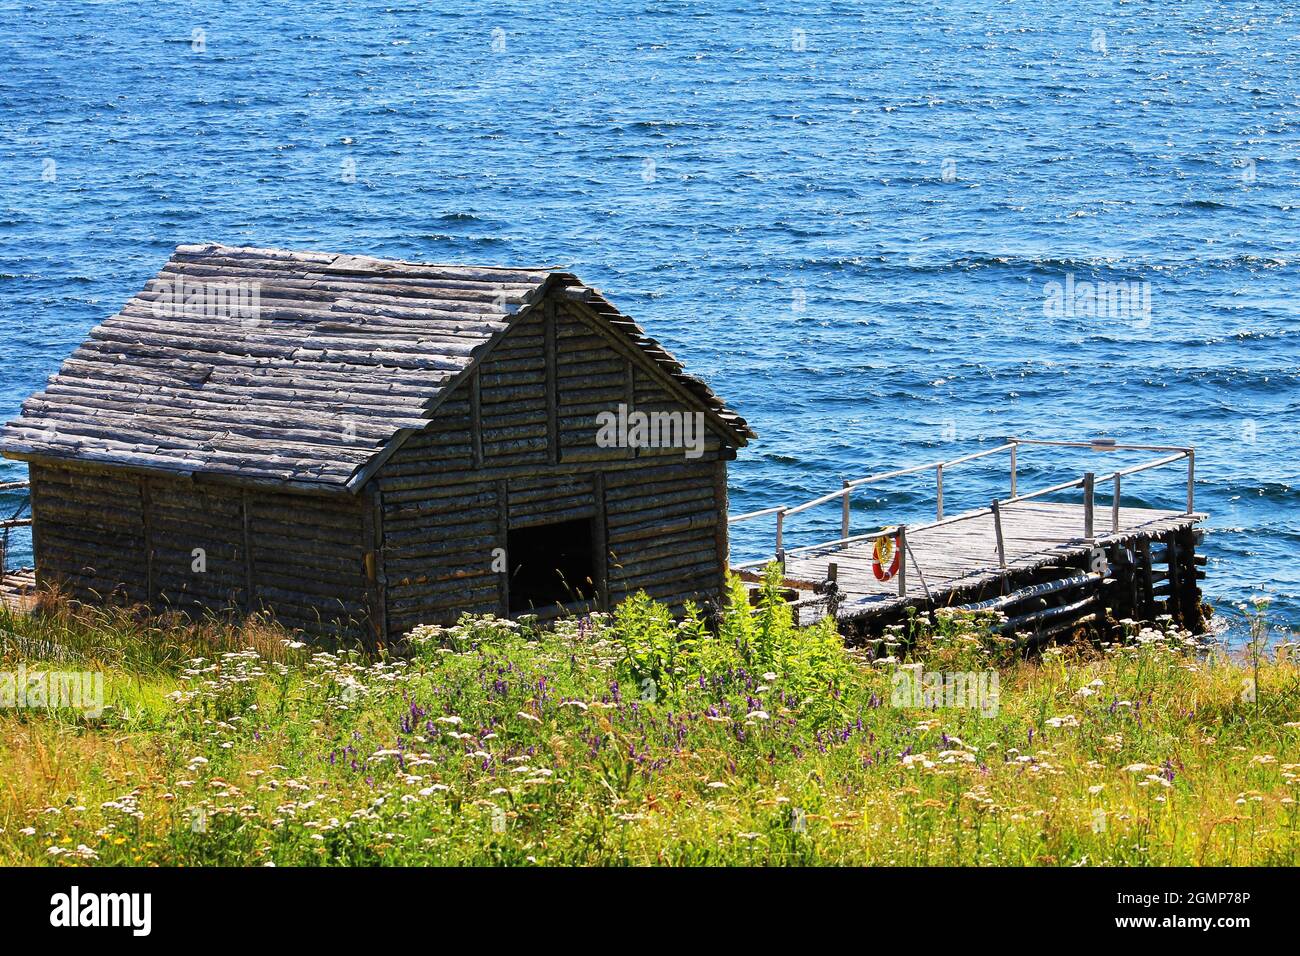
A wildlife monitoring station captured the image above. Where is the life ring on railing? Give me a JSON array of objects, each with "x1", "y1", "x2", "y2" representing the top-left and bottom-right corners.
[{"x1": 872, "y1": 533, "x2": 902, "y2": 581}]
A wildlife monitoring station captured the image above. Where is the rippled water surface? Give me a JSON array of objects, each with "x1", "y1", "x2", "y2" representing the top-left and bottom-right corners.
[{"x1": 1, "y1": 1, "x2": 1296, "y2": 639}]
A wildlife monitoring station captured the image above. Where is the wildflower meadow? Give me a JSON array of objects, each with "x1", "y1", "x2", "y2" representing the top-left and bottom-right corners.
[{"x1": 0, "y1": 570, "x2": 1296, "y2": 866}]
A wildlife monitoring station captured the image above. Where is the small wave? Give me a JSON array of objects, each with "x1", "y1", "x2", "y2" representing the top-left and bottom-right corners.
[{"x1": 793, "y1": 252, "x2": 1295, "y2": 278}]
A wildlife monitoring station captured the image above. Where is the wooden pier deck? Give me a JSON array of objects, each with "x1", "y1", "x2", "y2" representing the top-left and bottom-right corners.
[
  {"x1": 730, "y1": 438, "x2": 1208, "y2": 639},
  {"x1": 1, "y1": 568, "x2": 36, "y2": 614},
  {"x1": 772, "y1": 501, "x2": 1202, "y2": 626},
  {"x1": 1, "y1": 477, "x2": 35, "y2": 615}
]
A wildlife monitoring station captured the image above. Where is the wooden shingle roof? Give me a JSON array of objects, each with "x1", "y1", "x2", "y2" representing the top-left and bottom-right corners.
[{"x1": 0, "y1": 244, "x2": 753, "y2": 491}]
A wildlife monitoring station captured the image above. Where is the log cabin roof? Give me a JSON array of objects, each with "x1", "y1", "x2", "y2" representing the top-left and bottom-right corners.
[{"x1": 0, "y1": 243, "x2": 754, "y2": 491}]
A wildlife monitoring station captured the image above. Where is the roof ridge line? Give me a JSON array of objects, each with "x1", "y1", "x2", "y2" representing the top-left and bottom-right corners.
[{"x1": 183, "y1": 242, "x2": 560, "y2": 274}]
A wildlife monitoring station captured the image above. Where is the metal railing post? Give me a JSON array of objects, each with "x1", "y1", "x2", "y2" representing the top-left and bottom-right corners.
[
  {"x1": 1112, "y1": 472, "x2": 1121, "y2": 534},
  {"x1": 841, "y1": 480, "x2": 850, "y2": 539},
  {"x1": 1186, "y1": 449, "x2": 1195, "y2": 514},
  {"x1": 896, "y1": 525, "x2": 907, "y2": 597},
  {"x1": 1009, "y1": 442, "x2": 1017, "y2": 498},
  {"x1": 1082, "y1": 471, "x2": 1095, "y2": 539},
  {"x1": 935, "y1": 464, "x2": 944, "y2": 520},
  {"x1": 991, "y1": 500, "x2": 1006, "y2": 568},
  {"x1": 775, "y1": 508, "x2": 785, "y2": 562}
]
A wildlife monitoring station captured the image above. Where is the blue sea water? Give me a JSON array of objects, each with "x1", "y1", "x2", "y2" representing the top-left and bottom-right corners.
[{"x1": 0, "y1": 0, "x2": 1295, "y2": 640}]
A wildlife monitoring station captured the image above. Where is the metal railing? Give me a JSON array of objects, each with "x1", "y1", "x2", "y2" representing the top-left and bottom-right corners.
[
  {"x1": 1, "y1": 480, "x2": 32, "y2": 583},
  {"x1": 730, "y1": 438, "x2": 1195, "y2": 584}
]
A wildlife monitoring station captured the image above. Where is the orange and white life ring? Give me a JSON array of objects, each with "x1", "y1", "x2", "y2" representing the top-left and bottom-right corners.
[{"x1": 872, "y1": 533, "x2": 902, "y2": 581}]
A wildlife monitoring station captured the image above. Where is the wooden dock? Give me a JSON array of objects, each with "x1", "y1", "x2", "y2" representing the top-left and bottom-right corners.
[
  {"x1": 1, "y1": 478, "x2": 35, "y2": 614},
  {"x1": 0, "y1": 568, "x2": 36, "y2": 614},
  {"x1": 731, "y1": 439, "x2": 1208, "y2": 641}
]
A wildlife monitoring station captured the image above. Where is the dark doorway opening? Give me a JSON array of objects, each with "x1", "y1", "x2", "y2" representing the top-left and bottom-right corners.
[{"x1": 507, "y1": 517, "x2": 597, "y2": 613}]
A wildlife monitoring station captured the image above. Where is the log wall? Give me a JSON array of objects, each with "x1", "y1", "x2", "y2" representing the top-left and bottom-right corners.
[
  {"x1": 370, "y1": 299, "x2": 734, "y2": 639},
  {"x1": 604, "y1": 459, "x2": 723, "y2": 608},
  {"x1": 243, "y1": 488, "x2": 370, "y2": 633},
  {"x1": 29, "y1": 461, "x2": 372, "y2": 637},
  {"x1": 29, "y1": 462, "x2": 148, "y2": 603}
]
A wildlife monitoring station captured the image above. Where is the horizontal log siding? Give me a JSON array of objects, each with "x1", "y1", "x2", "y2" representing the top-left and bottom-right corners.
[
  {"x1": 245, "y1": 491, "x2": 369, "y2": 632},
  {"x1": 380, "y1": 478, "x2": 500, "y2": 637},
  {"x1": 375, "y1": 393, "x2": 473, "y2": 477},
  {"x1": 29, "y1": 462, "x2": 370, "y2": 637},
  {"x1": 29, "y1": 462, "x2": 147, "y2": 602},
  {"x1": 369, "y1": 296, "x2": 734, "y2": 634},
  {"x1": 30, "y1": 463, "x2": 369, "y2": 634},
  {"x1": 479, "y1": 314, "x2": 550, "y2": 466},
  {"x1": 601, "y1": 458, "x2": 724, "y2": 611},
  {"x1": 507, "y1": 473, "x2": 596, "y2": 527},
  {"x1": 556, "y1": 305, "x2": 628, "y2": 463},
  {"x1": 148, "y1": 479, "x2": 246, "y2": 612},
  {"x1": 631, "y1": 373, "x2": 725, "y2": 459}
]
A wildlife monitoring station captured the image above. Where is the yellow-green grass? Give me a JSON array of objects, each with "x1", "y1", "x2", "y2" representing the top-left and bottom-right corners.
[{"x1": 0, "y1": 579, "x2": 1296, "y2": 866}]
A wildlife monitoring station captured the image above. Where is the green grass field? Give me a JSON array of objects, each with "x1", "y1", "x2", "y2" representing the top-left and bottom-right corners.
[{"x1": 1, "y1": 571, "x2": 1296, "y2": 866}]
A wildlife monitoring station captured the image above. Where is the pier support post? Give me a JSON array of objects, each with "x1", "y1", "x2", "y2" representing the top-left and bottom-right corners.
[
  {"x1": 1166, "y1": 532, "x2": 1185, "y2": 626},
  {"x1": 1108, "y1": 543, "x2": 1135, "y2": 625},
  {"x1": 1173, "y1": 528, "x2": 1203, "y2": 632},
  {"x1": 1137, "y1": 538, "x2": 1156, "y2": 619}
]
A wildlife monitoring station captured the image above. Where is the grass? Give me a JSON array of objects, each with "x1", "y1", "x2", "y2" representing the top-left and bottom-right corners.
[{"x1": 0, "y1": 570, "x2": 1297, "y2": 866}]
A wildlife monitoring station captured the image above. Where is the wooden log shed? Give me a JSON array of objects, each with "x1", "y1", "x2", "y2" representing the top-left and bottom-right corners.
[{"x1": 0, "y1": 244, "x2": 754, "y2": 642}]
